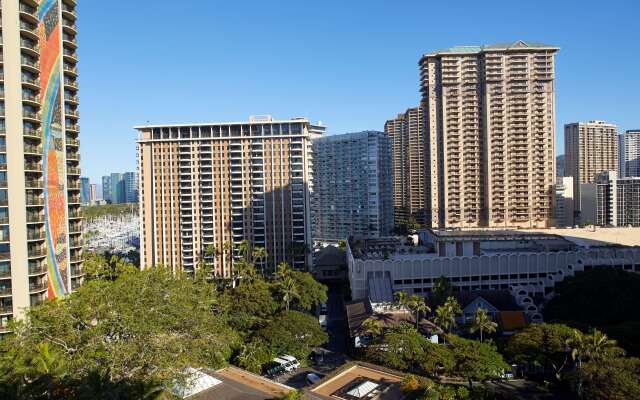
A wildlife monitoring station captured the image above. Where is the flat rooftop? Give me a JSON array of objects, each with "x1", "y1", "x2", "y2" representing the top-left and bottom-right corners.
[
  {"x1": 526, "y1": 227, "x2": 640, "y2": 248},
  {"x1": 307, "y1": 363, "x2": 405, "y2": 400},
  {"x1": 191, "y1": 367, "x2": 292, "y2": 400}
]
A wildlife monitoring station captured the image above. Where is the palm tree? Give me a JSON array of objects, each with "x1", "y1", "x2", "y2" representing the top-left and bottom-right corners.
[
  {"x1": 204, "y1": 244, "x2": 217, "y2": 261},
  {"x1": 275, "y1": 261, "x2": 293, "y2": 282},
  {"x1": 280, "y1": 276, "x2": 299, "y2": 311},
  {"x1": 407, "y1": 294, "x2": 431, "y2": 330},
  {"x1": 237, "y1": 240, "x2": 250, "y2": 262},
  {"x1": 252, "y1": 246, "x2": 268, "y2": 267},
  {"x1": 469, "y1": 307, "x2": 497, "y2": 342},
  {"x1": 394, "y1": 291, "x2": 408, "y2": 313},
  {"x1": 567, "y1": 328, "x2": 619, "y2": 398},
  {"x1": 434, "y1": 296, "x2": 462, "y2": 337},
  {"x1": 360, "y1": 319, "x2": 383, "y2": 339}
]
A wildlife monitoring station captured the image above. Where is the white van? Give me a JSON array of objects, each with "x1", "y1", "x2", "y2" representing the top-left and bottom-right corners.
[{"x1": 279, "y1": 355, "x2": 300, "y2": 371}]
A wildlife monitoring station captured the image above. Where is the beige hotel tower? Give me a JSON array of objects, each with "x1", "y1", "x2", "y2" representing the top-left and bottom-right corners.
[
  {"x1": 136, "y1": 116, "x2": 323, "y2": 276},
  {"x1": 420, "y1": 41, "x2": 558, "y2": 228},
  {"x1": 1, "y1": 0, "x2": 83, "y2": 334}
]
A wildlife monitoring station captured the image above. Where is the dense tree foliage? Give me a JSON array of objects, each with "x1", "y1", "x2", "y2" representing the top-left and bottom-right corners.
[
  {"x1": 82, "y1": 203, "x2": 138, "y2": 221},
  {"x1": 544, "y1": 268, "x2": 640, "y2": 355},
  {"x1": 0, "y1": 252, "x2": 329, "y2": 398}
]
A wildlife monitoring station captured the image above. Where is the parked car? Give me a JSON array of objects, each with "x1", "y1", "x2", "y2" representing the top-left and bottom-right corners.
[
  {"x1": 306, "y1": 373, "x2": 322, "y2": 385},
  {"x1": 279, "y1": 355, "x2": 300, "y2": 371}
]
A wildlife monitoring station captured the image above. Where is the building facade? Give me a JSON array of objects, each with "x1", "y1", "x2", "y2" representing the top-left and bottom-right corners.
[
  {"x1": 312, "y1": 131, "x2": 393, "y2": 240},
  {"x1": 136, "y1": 116, "x2": 323, "y2": 275},
  {"x1": 0, "y1": 0, "x2": 83, "y2": 331},
  {"x1": 80, "y1": 176, "x2": 89, "y2": 205},
  {"x1": 109, "y1": 172, "x2": 124, "y2": 204},
  {"x1": 384, "y1": 107, "x2": 426, "y2": 226},
  {"x1": 555, "y1": 177, "x2": 574, "y2": 227},
  {"x1": 596, "y1": 171, "x2": 640, "y2": 227},
  {"x1": 89, "y1": 183, "x2": 97, "y2": 204},
  {"x1": 564, "y1": 120, "x2": 618, "y2": 221},
  {"x1": 419, "y1": 41, "x2": 558, "y2": 229},
  {"x1": 123, "y1": 171, "x2": 138, "y2": 203},
  {"x1": 101, "y1": 175, "x2": 111, "y2": 203},
  {"x1": 619, "y1": 129, "x2": 640, "y2": 178}
]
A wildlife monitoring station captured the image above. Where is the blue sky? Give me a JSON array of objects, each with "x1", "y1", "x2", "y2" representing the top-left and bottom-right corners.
[{"x1": 77, "y1": 0, "x2": 640, "y2": 183}]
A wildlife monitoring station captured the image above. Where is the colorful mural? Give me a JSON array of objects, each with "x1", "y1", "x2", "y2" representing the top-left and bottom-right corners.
[{"x1": 38, "y1": 0, "x2": 69, "y2": 298}]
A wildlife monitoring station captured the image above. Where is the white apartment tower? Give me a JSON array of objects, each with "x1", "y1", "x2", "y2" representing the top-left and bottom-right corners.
[
  {"x1": 565, "y1": 120, "x2": 618, "y2": 220},
  {"x1": 619, "y1": 129, "x2": 640, "y2": 178},
  {"x1": 419, "y1": 41, "x2": 558, "y2": 228},
  {"x1": 0, "y1": 0, "x2": 83, "y2": 333}
]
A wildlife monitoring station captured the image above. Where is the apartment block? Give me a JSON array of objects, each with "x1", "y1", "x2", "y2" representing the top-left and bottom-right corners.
[
  {"x1": 384, "y1": 107, "x2": 427, "y2": 226},
  {"x1": 596, "y1": 171, "x2": 640, "y2": 227},
  {"x1": 565, "y1": 120, "x2": 618, "y2": 221},
  {"x1": 136, "y1": 116, "x2": 323, "y2": 275},
  {"x1": 619, "y1": 129, "x2": 640, "y2": 178},
  {"x1": 101, "y1": 175, "x2": 111, "y2": 202},
  {"x1": 419, "y1": 41, "x2": 558, "y2": 228},
  {"x1": 89, "y1": 183, "x2": 97, "y2": 204},
  {"x1": 0, "y1": 0, "x2": 83, "y2": 331},
  {"x1": 555, "y1": 177, "x2": 574, "y2": 227},
  {"x1": 123, "y1": 171, "x2": 138, "y2": 203},
  {"x1": 312, "y1": 131, "x2": 393, "y2": 240},
  {"x1": 80, "y1": 176, "x2": 89, "y2": 204}
]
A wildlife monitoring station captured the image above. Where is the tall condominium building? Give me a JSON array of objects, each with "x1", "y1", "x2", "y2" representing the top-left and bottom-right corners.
[
  {"x1": 109, "y1": 172, "x2": 124, "y2": 204},
  {"x1": 565, "y1": 120, "x2": 618, "y2": 220},
  {"x1": 0, "y1": 0, "x2": 83, "y2": 331},
  {"x1": 619, "y1": 129, "x2": 640, "y2": 178},
  {"x1": 419, "y1": 41, "x2": 558, "y2": 228},
  {"x1": 384, "y1": 107, "x2": 426, "y2": 226},
  {"x1": 312, "y1": 131, "x2": 393, "y2": 240},
  {"x1": 123, "y1": 171, "x2": 138, "y2": 203},
  {"x1": 80, "y1": 176, "x2": 89, "y2": 204},
  {"x1": 555, "y1": 177, "x2": 574, "y2": 227},
  {"x1": 89, "y1": 183, "x2": 97, "y2": 204},
  {"x1": 136, "y1": 116, "x2": 324, "y2": 275},
  {"x1": 101, "y1": 175, "x2": 111, "y2": 202},
  {"x1": 596, "y1": 171, "x2": 640, "y2": 227}
]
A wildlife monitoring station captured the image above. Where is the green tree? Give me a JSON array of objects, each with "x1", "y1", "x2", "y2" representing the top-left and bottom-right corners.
[
  {"x1": 368, "y1": 323, "x2": 427, "y2": 372},
  {"x1": 504, "y1": 323, "x2": 575, "y2": 381},
  {"x1": 279, "y1": 276, "x2": 299, "y2": 311},
  {"x1": 259, "y1": 311, "x2": 328, "y2": 361},
  {"x1": 577, "y1": 356, "x2": 640, "y2": 400},
  {"x1": 275, "y1": 261, "x2": 293, "y2": 281},
  {"x1": 448, "y1": 336, "x2": 509, "y2": 388},
  {"x1": 469, "y1": 308, "x2": 497, "y2": 342},
  {"x1": 236, "y1": 240, "x2": 251, "y2": 262},
  {"x1": 434, "y1": 296, "x2": 462, "y2": 337},
  {"x1": 431, "y1": 276, "x2": 453, "y2": 309},
  {"x1": 234, "y1": 339, "x2": 273, "y2": 374},
  {"x1": 418, "y1": 341, "x2": 456, "y2": 377},
  {"x1": 222, "y1": 278, "x2": 278, "y2": 333},
  {"x1": 395, "y1": 291, "x2": 408, "y2": 313},
  {"x1": 360, "y1": 319, "x2": 383, "y2": 339},
  {"x1": 338, "y1": 240, "x2": 346, "y2": 249},
  {"x1": 407, "y1": 295, "x2": 431, "y2": 330},
  {"x1": 290, "y1": 270, "x2": 328, "y2": 311},
  {"x1": 252, "y1": 246, "x2": 268, "y2": 267},
  {"x1": 0, "y1": 267, "x2": 239, "y2": 395}
]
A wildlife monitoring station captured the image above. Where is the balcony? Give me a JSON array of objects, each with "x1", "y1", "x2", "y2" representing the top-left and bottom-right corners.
[
  {"x1": 0, "y1": 304, "x2": 12, "y2": 314},
  {"x1": 67, "y1": 166, "x2": 80, "y2": 175},
  {"x1": 25, "y1": 179, "x2": 43, "y2": 189},
  {"x1": 0, "y1": 286, "x2": 11, "y2": 296},
  {"x1": 63, "y1": 64, "x2": 78, "y2": 76},
  {"x1": 22, "y1": 92, "x2": 40, "y2": 106},
  {"x1": 23, "y1": 111, "x2": 41, "y2": 124},
  {"x1": 22, "y1": 75, "x2": 40, "y2": 90},
  {"x1": 28, "y1": 247, "x2": 46, "y2": 258},
  {"x1": 20, "y1": 39, "x2": 39, "y2": 56},
  {"x1": 64, "y1": 94, "x2": 79, "y2": 104},
  {"x1": 65, "y1": 109, "x2": 80, "y2": 118},
  {"x1": 62, "y1": 19, "x2": 77, "y2": 35},
  {"x1": 66, "y1": 138, "x2": 79, "y2": 147},
  {"x1": 61, "y1": 3, "x2": 77, "y2": 19},
  {"x1": 19, "y1": 21, "x2": 38, "y2": 40},
  {"x1": 19, "y1": 3, "x2": 39, "y2": 23},
  {"x1": 29, "y1": 281, "x2": 47, "y2": 292},
  {"x1": 64, "y1": 79, "x2": 79, "y2": 90},
  {"x1": 26, "y1": 196, "x2": 44, "y2": 206},
  {"x1": 66, "y1": 124, "x2": 80, "y2": 132},
  {"x1": 26, "y1": 214, "x2": 44, "y2": 223},
  {"x1": 63, "y1": 48, "x2": 78, "y2": 62},
  {"x1": 28, "y1": 263, "x2": 46, "y2": 275}
]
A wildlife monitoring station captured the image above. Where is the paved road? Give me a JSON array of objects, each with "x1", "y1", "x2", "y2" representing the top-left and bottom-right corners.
[{"x1": 324, "y1": 284, "x2": 348, "y2": 353}]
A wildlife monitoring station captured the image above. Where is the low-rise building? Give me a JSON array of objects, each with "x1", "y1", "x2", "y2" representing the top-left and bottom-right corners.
[
  {"x1": 306, "y1": 362, "x2": 406, "y2": 400},
  {"x1": 555, "y1": 177, "x2": 574, "y2": 227},
  {"x1": 347, "y1": 228, "x2": 640, "y2": 323}
]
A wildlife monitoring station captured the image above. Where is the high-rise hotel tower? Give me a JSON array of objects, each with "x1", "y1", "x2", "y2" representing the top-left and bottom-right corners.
[
  {"x1": 0, "y1": 0, "x2": 83, "y2": 332},
  {"x1": 420, "y1": 41, "x2": 558, "y2": 228},
  {"x1": 136, "y1": 116, "x2": 323, "y2": 276}
]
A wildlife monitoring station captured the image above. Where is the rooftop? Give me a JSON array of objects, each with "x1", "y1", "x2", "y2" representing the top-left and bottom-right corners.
[
  {"x1": 421, "y1": 40, "x2": 558, "y2": 59},
  {"x1": 187, "y1": 367, "x2": 293, "y2": 400},
  {"x1": 307, "y1": 362, "x2": 406, "y2": 400},
  {"x1": 134, "y1": 116, "x2": 323, "y2": 130}
]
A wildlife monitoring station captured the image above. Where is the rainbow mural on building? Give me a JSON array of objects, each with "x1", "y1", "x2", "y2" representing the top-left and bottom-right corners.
[{"x1": 38, "y1": 0, "x2": 69, "y2": 298}]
